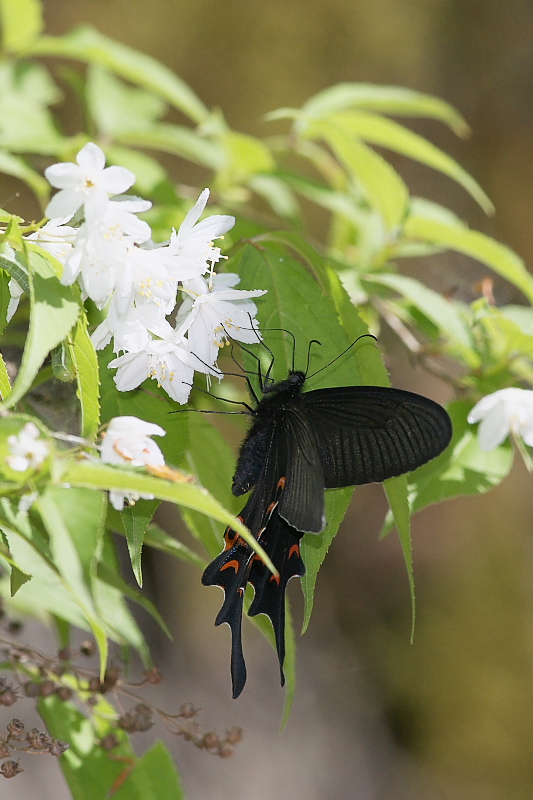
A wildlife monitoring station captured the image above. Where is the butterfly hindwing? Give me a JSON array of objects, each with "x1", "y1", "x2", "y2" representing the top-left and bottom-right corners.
[{"x1": 202, "y1": 478, "x2": 304, "y2": 698}]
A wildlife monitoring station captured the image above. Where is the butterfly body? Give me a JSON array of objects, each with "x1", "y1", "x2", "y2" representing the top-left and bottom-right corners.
[{"x1": 202, "y1": 364, "x2": 452, "y2": 697}]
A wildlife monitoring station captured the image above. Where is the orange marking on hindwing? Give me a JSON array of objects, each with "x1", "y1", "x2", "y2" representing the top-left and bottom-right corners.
[
  {"x1": 269, "y1": 573, "x2": 281, "y2": 585},
  {"x1": 277, "y1": 476, "x2": 286, "y2": 490},
  {"x1": 288, "y1": 544, "x2": 300, "y2": 558},
  {"x1": 221, "y1": 560, "x2": 240, "y2": 573}
]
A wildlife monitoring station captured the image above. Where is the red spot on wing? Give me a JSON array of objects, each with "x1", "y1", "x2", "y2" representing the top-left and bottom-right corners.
[
  {"x1": 269, "y1": 573, "x2": 281, "y2": 585},
  {"x1": 288, "y1": 544, "x2": 300, "y2": 558},
  {"x1": 277, "y1": 476, "x2": 286, "y2": 490}
]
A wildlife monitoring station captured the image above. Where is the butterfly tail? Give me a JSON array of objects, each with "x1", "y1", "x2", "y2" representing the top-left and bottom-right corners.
[
  {"x1": 201, "y1": 533, "x2": 254, "y2": 698},
  {"x1": 248, "y1": 509, "x2": 305, "y2": 685}
]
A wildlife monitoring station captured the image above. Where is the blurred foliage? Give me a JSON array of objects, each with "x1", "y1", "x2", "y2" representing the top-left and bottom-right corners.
[{"x1": 1, "y1": 0, "x2": 533, "y2": 797}]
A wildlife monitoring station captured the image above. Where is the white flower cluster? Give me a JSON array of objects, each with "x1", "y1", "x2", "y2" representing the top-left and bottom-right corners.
[{"x1": 17, "y1": 142, "x2": 266, "y2": 403}]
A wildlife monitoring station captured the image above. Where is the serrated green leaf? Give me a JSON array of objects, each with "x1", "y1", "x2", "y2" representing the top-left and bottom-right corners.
[
  {"x1": 405, "y1": 204, "x2": 533, "y2": 304},
  {"x1": 3, "y1": 249, "x2": 79, "y2": 408},
  {"x1": 335, "y1": 110, "x2": 493, "y2": 214},
  {"x1": 58, "y1": 460, "x2": 276, "y2": 574},
  {"x1": 121, "y1": 500, "x2": 159, "y2": 586},
  {"x1": 303, "y1": 119, "x2": 409, "y2": 230},
  {"x1": 28, "y1": 26, "x2": 209, "y2": 123},
  {"x1": 69, "y1": 312, "x2": 100, "y2": 439},
  {"x1": 0, "y1": 0, "x2": 43, "y2": 52}
]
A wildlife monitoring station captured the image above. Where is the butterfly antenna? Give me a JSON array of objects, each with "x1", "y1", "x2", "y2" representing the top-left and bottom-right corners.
[
  {"x1": 306, "y1": 333, "x2": 378, "y2": 380},
  {"x1": 305, "y1": 339, "x2": 322, "y2": 376},
  {"x1": 190, "y1": 348, "x2": 260, "y2": 405}
]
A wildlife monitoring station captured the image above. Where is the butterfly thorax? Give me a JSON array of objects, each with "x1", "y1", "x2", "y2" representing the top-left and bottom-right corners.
[{"x1": 231, "y1": 370, "x2": 307, "y2": 497}]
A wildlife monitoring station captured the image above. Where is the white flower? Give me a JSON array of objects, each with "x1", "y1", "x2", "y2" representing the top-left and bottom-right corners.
[
  {"x1": 6, "y1": 422, "x2": 49, "y2": 472},
  {"x1": 91, "y1": 297, "x2": 173, "y2": 353},
  {"x1": 26, "y1": 217, "x2": 77, "y2": 263},
  {"x1": 467, "y1": 388, "x2": 533, "y2": 450},
  {"x1": 177, "y1": 273, "x2": 266, "y2": 369},
  {"x1": 7, "y1": 278, "x2": 24, "y2": 322},
  {"x1": 165, "y1": 189, "x2": 235, "y2": 280},
  {"x1": 113, "y1": 243, "x2": 177, "y2": 317},
  {"x1": 45, "y1": 142, "x2": 135, "y2": 224},
  {"x1": 109, "y1": 335, "x2": 206, "y2": 404},
  {"x1": 100, "y1": 415, "x2": 166, "y2": 511},
  {"x1": 61, "y1": 226, "x2": 124, "y2": 306}
]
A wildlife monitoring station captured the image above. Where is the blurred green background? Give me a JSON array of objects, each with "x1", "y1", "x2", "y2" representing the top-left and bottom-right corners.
[{"x1": 15, "y1": 1, "x2": 533, "y2": 798}]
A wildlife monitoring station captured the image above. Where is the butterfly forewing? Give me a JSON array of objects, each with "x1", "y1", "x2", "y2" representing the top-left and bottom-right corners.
[{"x1": 300, "y1": 386, "x2": 453, "y2": 487}]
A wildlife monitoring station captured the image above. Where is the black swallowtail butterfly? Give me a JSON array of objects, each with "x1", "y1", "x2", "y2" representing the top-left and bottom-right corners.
[{"x1": 202, "y1": 342, "x2": 452, "y2": 698}]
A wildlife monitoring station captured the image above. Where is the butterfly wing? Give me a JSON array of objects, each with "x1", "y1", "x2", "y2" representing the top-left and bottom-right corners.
[
  {"x1": 202, "y1": 422, "x2": 306, "y2": 697},
  {"x1": 248, "y1": 505, "x2": 305, "y2": 687},
  {"x1": 276, "y1": 404, "x2": 326, "y2": 533},
  {"x1": 300, "y1": 385, "x2": 452, "y2": 487}
]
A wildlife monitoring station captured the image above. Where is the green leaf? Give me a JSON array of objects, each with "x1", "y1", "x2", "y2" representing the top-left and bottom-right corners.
[
  {"x1": 0, "y1": 0, "x2": 43, "y2": 52},
  {"x1": 303, "y1": 119, "x2": 409, "y2": 230},
  {"x1": 3, "y1": 248, "x2": 80, "y2": 408},
  {"x1": 334, "y1": 110, "x2": 493, "y2": 214},
  {"x1": 405, "y1": 200, "x2": 533, "y2": 304},
  {"x1": 115, "y1": 124, "x2": 223, "y2": 169},
  {"x1": 105, "y1": 145, "x2": 168, "y2": 194},
  {"x1": 363, "y1": 272, "x2": 479, "y2": 366},
  {"x1": 37, "y1": 487, "x2": 109, "y2": 673},
  {"x1": 410, "y1": 400, "x2": 514, "y2": 511},
  {"x1": 39, "y1": 694, "x2": 136, "y2": 800},
  {"x1": 300, "y1": 487, "x2": 352, "y2": 631},
  {"x1": 113, "y1": 741, "x2": 184, "y2": 800},
  {"x1": 93, "y1": 534, "x2": 150, "y2": 661},
  {"x1": 0, "y1": 352, "x2": 11, "y2": 401},
  {"x1": 121, "y1": 500, "x2": 159, "y2": 586},
  {"x1": 58, "y1": 460, "x2": 276, "y2": 574},
  {"x1": 142, "y1": 522, "x2": 204, "y2": 566},
  {"x1": 28, "y1": 26, "x2": 209, "y2": 123},
  {"x1": 0, "y1": 240, "x2": 29, "y2": 294},
  {"x1": 217, "y1": 130, "x2": 275, "y2": 184},
  {"x1": 298, "y1": 83, "x2": 470, "y2": 137},
  {"x1": 181, "y1": 412, "x2": 240, "y2": 558},
  {"x1": 87, "y1": 65, "x2": 167, "y2": 137},
  {"x1": 69, "y1": 312, "x2": 100, "y2": 439},
  {"x1": 383, "y1": 474, "x2": 415, "y2": 637}
]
